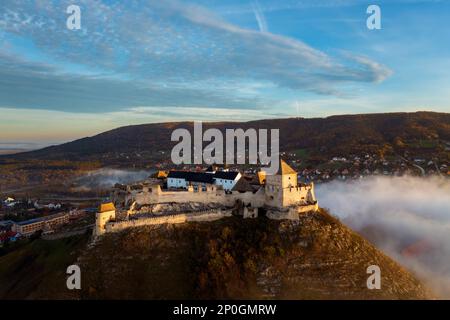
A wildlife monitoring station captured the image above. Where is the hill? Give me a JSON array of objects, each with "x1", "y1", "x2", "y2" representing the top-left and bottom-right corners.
[
  {"x1": 0, "y1": 233, "x2": 89, "y2": 299},
  {"x1": 0, "y1": 209, "x2": 431, "y2": 299},
  {"x1": 2, "y1": 112, "x2": 449, "y2": 167}
]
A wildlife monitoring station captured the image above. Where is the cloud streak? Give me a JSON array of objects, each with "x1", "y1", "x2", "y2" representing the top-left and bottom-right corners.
[
  {"x1": 0, "y1": 53, "x2": 265, "y2": 112},
  {"x1": 0, "y1": 0, "x2": 391, "y2": 112},
  {"x1": 252, "y1": 1, "x2": 268, "y2": 32}
]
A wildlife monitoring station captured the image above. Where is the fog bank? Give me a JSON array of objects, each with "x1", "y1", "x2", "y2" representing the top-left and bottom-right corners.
[
  {"x1": 316, "y1": 176, "x2": 450, "y2": 298},
  {"x1": 74, "y1": 169, "x2": 152, "y2": 189}
]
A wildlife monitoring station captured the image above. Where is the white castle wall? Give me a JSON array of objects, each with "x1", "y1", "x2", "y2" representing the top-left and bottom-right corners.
[
  {"x1": 264, "y1": 183, "x2": 316, "y2": 208},
  {"x1": 187, "y1": 210, "x2": 232, "y2": 222},
  {"x1": 98, "y1": 167, "x2": 320, "y2": 238},
  {"x1": 104, "y1": 209, "x2": 232, "y2": 234},
  {"x1": 130, "y1": 185, "x2": 273, "y2": 210},
  {"x1": 94, "y1": 209, "x2": 116, "y2": 236},
  {"x1": 282, "y1": 184, "x2": 316, "y2": 207},
  {"x1": 266, "y1": 203, "x2": 319, "y2": 220},
  {"x1": 98, "y1": 183, "x2": 318, "y2": 237},
  {"x1": 131, "y1": 185, "x2": 236, "y2": 207},
  {"x1": 122, "y1": 182, "x2": 316, "y2": 216},
  {"x1": 231, "y1": 188, "x2": 266, "y2": 208}
]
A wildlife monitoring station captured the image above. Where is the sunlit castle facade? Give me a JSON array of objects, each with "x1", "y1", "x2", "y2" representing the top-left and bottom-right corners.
[{"x1": 95, "y1": 160, "x2": 318, "y2": 236}]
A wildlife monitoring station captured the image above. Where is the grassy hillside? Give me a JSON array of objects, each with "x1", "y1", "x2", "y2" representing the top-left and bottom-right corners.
[{"x1": 0, "y1": 233, "x2": 89, "y2": 299}]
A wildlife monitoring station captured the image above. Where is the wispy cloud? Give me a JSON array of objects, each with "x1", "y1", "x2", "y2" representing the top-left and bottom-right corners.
[
  {"x1": 252, "y1": 1, "x2": 268, "y2": 32},
  {"x1": 216, "y1": 0, "x2": 444, "y2": 15},
  {"x1": 0, "y1": 0, "x2": 391, "y2": 113}
]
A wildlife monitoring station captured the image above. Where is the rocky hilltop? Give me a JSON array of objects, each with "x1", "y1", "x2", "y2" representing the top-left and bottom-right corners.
[{"x1": 71, "y1": 209, "x2": 430, "y2": 299}]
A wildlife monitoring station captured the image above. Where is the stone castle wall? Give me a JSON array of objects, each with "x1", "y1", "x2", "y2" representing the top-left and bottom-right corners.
[
  {"x1": 132, "y1": 185, "x2": 236, "y2": 207},
  {"x1": 263, "y1": 184, "x2": 315, "y2": 208},
  {"x1": 282, "y1": 184, "x2": 316, "y2": 207},
  {"x1": 94, "y1": 209, "x2": 116, "y2": 236},
  {"x1": 104, "y1": 209, "x2": 232, "y2": 234},
  {"x1": 130, "y1": 185, "x2": 272, "y2": 210},
  {"x1": 99, "y1": 177, "x2": 318, "y2": 237},
  {"x1": 266, "y1": 203, "x2": 319, "y2": 220},
  {"x1": 119, "y1": 178, "x2": 317, "y2": 212}
]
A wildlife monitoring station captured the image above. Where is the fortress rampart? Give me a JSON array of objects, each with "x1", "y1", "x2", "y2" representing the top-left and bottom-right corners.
[
  {"x1": 96, "y1": 160, "x2": 319, "y2": 237},
  {"x1": 104, "y1": 209, "x2": 232, "y2": 234}
]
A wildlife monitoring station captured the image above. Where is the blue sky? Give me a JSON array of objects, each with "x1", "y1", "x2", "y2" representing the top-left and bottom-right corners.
[{"x1": 0, "y1": 0, "x2": 449, "y2": 148}]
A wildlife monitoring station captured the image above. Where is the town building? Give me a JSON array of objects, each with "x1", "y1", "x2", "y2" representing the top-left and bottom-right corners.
[
  {"x1": 12, "y1": 212, "x2": 69, "y2": 236},
  {"x1": 167, "y1": 170, "x2": 241, "y2": 191},
  {"x1": 0, "y1": 231, "x2": 20, "y2": 245}
]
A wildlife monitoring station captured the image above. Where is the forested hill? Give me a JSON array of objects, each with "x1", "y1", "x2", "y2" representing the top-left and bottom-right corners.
[{"x1": 3, "y1": 112, "x2": 449, "y2": 166}]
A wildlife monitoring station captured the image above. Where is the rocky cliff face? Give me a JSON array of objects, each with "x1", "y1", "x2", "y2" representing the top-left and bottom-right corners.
[{"x1": 74, "y1": 209, "x2": 430, "y2": 299}]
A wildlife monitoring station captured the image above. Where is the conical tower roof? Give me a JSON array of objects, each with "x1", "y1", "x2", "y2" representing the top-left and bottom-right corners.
[
  {"x1": 277, "y1": 159, "x2": 297, "y2": 175},
  {"x1": 99, "y1": 202, "x2": 115, "y2": 213}
]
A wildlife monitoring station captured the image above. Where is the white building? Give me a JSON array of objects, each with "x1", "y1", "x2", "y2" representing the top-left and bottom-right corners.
[
  {"x1": 212, "y1": 171, "x2": 241, "y2": 191},
  {"x1": 167, "y1": 170, "x2": 241, "y2": 191},
  {"x1": 4, "y1": 197, "x2": 15, "y2": 203}
]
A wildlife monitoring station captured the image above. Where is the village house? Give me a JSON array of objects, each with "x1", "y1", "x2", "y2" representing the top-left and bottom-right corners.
[{"x1": 12, "y1": 212, "x2": 70, "y2": 236}]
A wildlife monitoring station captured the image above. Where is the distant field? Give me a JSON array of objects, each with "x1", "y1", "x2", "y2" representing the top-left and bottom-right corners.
[
  {"x1": 0, "y1": 233, "x2": 89, "y2": 299},
  {"x1": 0, "y1": 149, "x2": 31, "y2": 155},
  {"x1": 292, "y1": 148, "x2": 309, "y2": 159},
  {"x1": 406, "y1": 140, "x2": 440, "y2": 149}
]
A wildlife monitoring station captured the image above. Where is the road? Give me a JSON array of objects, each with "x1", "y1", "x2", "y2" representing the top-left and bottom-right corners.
[{"x1": 399, "y1": 156, "x2": 425, "y2": 176}]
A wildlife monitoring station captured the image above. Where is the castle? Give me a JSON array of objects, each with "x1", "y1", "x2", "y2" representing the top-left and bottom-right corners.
[{"x1": 94, "y1": 160, "x2": 318, "y2": 236}]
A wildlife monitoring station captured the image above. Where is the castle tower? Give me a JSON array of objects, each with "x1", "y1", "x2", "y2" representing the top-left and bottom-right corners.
[
  {"x1": 264, "y1": 159, "x2": 298, "y2": 208},
  {"x1": 268, "y1": 159, "x2": 297, "y2": 187},
  {"x1": 94, "y1": 202, "x2": 116, "y2": 236}
]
